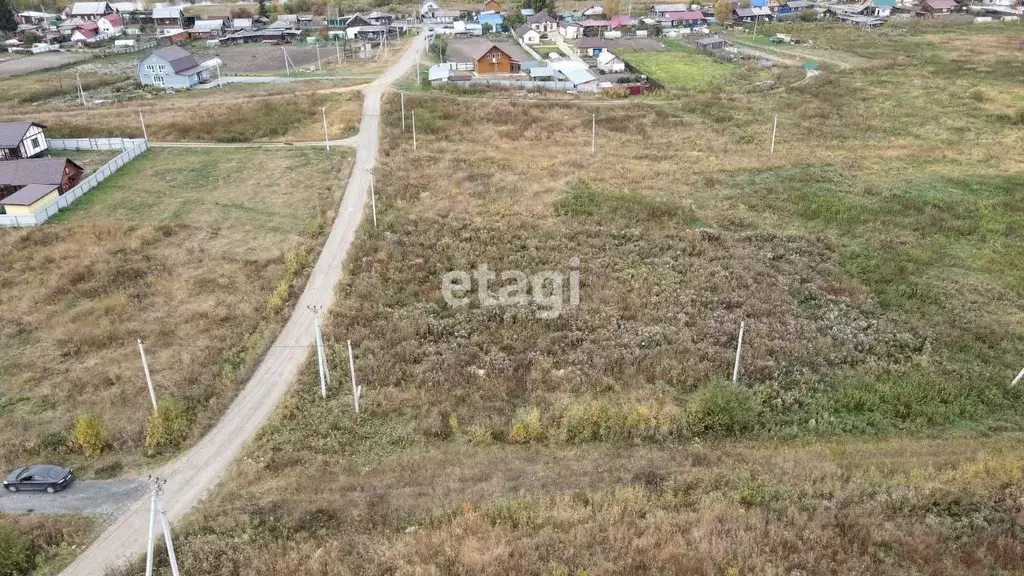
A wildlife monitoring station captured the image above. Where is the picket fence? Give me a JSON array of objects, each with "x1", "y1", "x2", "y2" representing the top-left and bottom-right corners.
[{"x1": 0, "y1": 138, "x2": 148, "y2": 228}]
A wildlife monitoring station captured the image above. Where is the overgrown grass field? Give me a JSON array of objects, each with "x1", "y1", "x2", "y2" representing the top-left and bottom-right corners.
[
  {"x1": 78, "y1": 23, "x2": 1024, "y2": 576},
  {"x1": 0, "y1": 147, "x2": 353, "y2": 478}
]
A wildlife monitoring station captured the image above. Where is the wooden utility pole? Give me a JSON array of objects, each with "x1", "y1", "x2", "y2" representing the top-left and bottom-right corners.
[
  {"x1": 137, "y1": 339, "x2": 158, "y2": 412},
  {"x1": 138, "y1": 109, "x2": 148, "y2": 142},
  {"x1": 401, "y1": 92, "x2": 405, "y2": 132},
  {"x1": 732, "y1": 321, "x2": 745, "y2": 384},
  {"x1": 322, "y1": 107, "x2": 330, "y2": 152},
  {"x1": 412, "y1": 110, "x2": 417, "y2": 150},
  {"x1": 348, "y1": 340, "x2": 361, "y2": 413},
  {"x1": 283, "y1": 47, "x2": 290, "y2": 74},
  {"x1": 591, "y1": 113, "x2": 595, "y2": 154},
  {"x1": 770, "y1": 115, "x2": 778, "y2": 154},
  {"x1": 1013, "y1": 367, "x2": 1024, "y2": 387}
]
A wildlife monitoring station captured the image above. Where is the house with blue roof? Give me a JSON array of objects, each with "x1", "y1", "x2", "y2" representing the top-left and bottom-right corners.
[{"x1": 478, "y1": 11, "x2": 504, "y2": 30}]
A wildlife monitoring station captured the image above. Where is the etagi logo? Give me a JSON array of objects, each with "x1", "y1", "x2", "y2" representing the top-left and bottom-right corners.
[{"x1": 441, "y1": 258, "x2": 580, "y2": 319}]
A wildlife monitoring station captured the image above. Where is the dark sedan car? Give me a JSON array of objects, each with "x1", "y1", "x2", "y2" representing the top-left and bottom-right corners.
[{"x1": 4, "y1": 465, "x2": 75, "y2": 493}]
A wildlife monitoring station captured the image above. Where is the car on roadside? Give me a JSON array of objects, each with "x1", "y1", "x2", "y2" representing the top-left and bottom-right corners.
[{"x1": 3, "y1": 465, "x2": 75, "y2": 494}]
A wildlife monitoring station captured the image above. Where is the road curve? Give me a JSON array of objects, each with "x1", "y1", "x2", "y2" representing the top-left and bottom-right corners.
[{"x1": 58, "y1": 32, "x2": 426, "y2": 576}]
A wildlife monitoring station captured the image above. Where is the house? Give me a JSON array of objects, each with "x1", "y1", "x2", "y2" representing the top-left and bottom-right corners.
[
  {"x1": 70, "y1": 21, "x2": 101, "y2": 42},
  {"x1": 0, "y1": 122, "x2": 48, "y2": 160},
  {"x1": 138, "y1": 46, "x2": 210, "y2": 89},
  {"x1": 516, "y1": 24, "x2": 542, "y2": 44},
  {"x1": 189, "y1": 19, "x2": 227, "y2": 39},
  {"x1": 420, "y1": 0, "x2": 441, "y2": 16},
  {"x1": 577, "y1": 36, "x2": 608, "y2": 56},
  {"x1": 152, "y1": 6, "x2": 185, "y2": 31},
  {"x1": 649, "y1": 3, "x2": 689, "y2": 18},
  {"x1": 17, "y1": 11, "x2": 56, "y2": 26},
  {"x1": 559, "y1": 21, "x2": 582, "y2": 38},
  {"x1": 482, "y1": 0, "x2": 503, "y2": 12},
  {"x1": 63, "y1": 2, "x2": 114, "y2": 21},
  {"x1": 345, "y1": 13, "x2": 372, "y2": 27},
  {"x1": 915, "y1": 0, "x2": 957, "y2": 16},
  {"x1": 346, "y1": 25, "x2": 386, "y2": 39},
  {"x1": 596, "y1": 50, "x2": 625, "y2": 72},
  {"x1": 0, "y1": 184, "x2": 60, "y2": 216},
  {"x1": 367, "y1": 11, "x2": 395, "y2": 25},
  {"x1": 864, "y1": 0, "x2": 896, "y2": 17},
  {"x1": 608, "y1": 14, "x2": 633, "y2": 28},
  {"x1": 231, "y1": 18, "x2": 254, "y2": 30},
  {"x1": 582, "y1": 5, "x2": 604, "y2": 16},
  {"x1": 447, "y1": 39, "x2": 529, "y2": 73},
  {"x1": 659, "y1": 10, "x2": 705, "y2": 26},
  {"x1": 157, "y1": 29, "x2": 190, "y2": 45},
  {"x1": 478, "y1": 11, "x2": 504, "y2": 30},
  {"x1": 97, "y1": 13, "x2": 123, "y2": 34},
  {"x1": 0, "y1": 158, "x2": 83, "y2": 195},
  {"x1": 734, "y1": 6, "x2": 773, "y2": 20},
  {"x1": 527, "y1": 11, "x2": 558, "y2": 32},
  {"x1": 425, "y1": 8, "x2": 460, "y2": 22},
  {"x1": 696, "y1": 35, "x2": 727, "y2": 51},
  {"x1": 579, "y1": 18, "x2": 614, "y2": 34}
]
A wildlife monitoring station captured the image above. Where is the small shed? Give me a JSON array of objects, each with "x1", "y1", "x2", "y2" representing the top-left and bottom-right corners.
[
  {"x1": 696, "y1": 35, "x2": 727, "y2": 51},
  {"x1": 516, "y1": 24, "x2": 541, "y2": 44},
  {"x1": 0, "y1": 184, "x2": 59, "y2": 215}
]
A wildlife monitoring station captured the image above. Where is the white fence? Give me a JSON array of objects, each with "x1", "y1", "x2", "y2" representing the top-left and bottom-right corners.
[{"x1": 0, "y1": 138, "x2": 148, "y2": 228}]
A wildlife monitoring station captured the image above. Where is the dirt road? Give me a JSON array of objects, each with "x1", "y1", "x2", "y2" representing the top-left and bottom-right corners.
[
  {"x1": 0, "y1": 52, "x2": 90, "y2": 78},
  {"x1": 57, "y1": 32, "x2": 426, "y2": 576},
  {"x1": 0, "y1": 479, "x2": 145, "y2": 516}
]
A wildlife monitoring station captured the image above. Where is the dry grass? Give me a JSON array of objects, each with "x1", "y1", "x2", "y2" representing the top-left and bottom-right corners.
[
  {"x1": 71, "y1": 24, "x2": 1024, "y2": 576},
  {"x1": 0, "y1": 91, "x2": 363, "y2": 143},
  {"x1": 0, "y1": 147, "x2": 353, "y2": 476},
  {"x1": 0, "y1": 513, "x2": 95, "y2": 576}
]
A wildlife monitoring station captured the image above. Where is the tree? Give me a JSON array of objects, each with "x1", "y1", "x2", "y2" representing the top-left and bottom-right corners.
[
  {"x1": 739, "y1": 0, "x2": 751, "y2": 7},
  {"x1": 429, "y1": 34, "x2": 448, "y2": 61},
  {"x1": 258, "y1": 0, "x2": 269, "y2": 19},
  {"x1": 481, "y1": 21, "x2": 493, "y2": 33},
  {"x1": 604, "y1": 0, "x2": 619, "y2": 17},
  {"x1": 505, "y1": 11, "x2": 525, "y2": 30},
  {"x1": 521, "y1": 0, "x2": 556, "y2": 15},
  {"x1": 0, "y1": 0, "x2": 17, "y2": 34},
  {"x1": 230, "y1": 5, "x2": 253, "y2": 18},
  {"x1": 714, "y1": 0, "x2": 732, "y2": 22}
]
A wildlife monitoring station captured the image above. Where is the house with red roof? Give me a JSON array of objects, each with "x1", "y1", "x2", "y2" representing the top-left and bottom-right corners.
[
  {"x1": 70, "y1": 20, "x2": 100, "y2": 42},
  {"x1": 97, "y1": 13, "x2": 124, "y2": 34}
]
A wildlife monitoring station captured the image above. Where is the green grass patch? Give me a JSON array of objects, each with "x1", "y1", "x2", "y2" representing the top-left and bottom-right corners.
[{"x1": 619, "y1": 44, "x2": 734, "y2": 90}]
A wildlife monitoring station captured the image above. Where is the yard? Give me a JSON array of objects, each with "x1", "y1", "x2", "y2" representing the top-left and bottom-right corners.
[
  {"x1": 0, "y1": 147, "x2": 354, "y2": 479},
  {"x1": 619, "y1": 41, "x2": 735, "y2": 90},
  {"x1": 125, "y1": 24, "x2": 1024, "y2": 576}
]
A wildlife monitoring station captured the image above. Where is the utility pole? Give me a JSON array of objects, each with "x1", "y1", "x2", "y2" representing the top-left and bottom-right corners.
[
  {"x1": 145, "y1": 477, "x2": 180, "y2": 576},
  {"x1": 316, "y1": 38, "x2": 322, "y2": 71},
  {"x1": 591, "y1": 113, "x2": 595, "y2": 154},
  {"x1": 732, "y1": 321, "x2": 745, "y2": 385},
  {"x1": 752, "y1": 14, "x2": 759, "y2": 37},
  {"x1": 401, "y1": 91, "x2": 406, "y2": 132},
  {"x1": 412, "y1": 110, "x2": 417, "y2": 150},
  {"x1": 311, "y1": 307, "x2": 329, "y2": 399},
  {"x1": 1013, "y1": 366, "x2": 1024, "y2": 387},
  {"x1": 347, "y1": 340, "x2": 361, "y2": 413},
  {"x1": 138, "y1": 109, "x2": 148, "y2": 142},
  {"x1": 216, "y1": 63, "x2": 222, "y2": 87},
  {"x1": 770, "y1": 115, "x2": 778, "y2": 154},
  {"x1": 367, "y1": 168, "x2": 377, "y2": 227},
  {"x1": 283, "y1": 46, "x2": 290, "y2": 75},
  {"x1": 322, "y1": 107, "x2": 330, "y2": 152},
  {"x1": 76, "y1": 72, "x2": 85, "y2": 106},
  {"x1": 137, "y1": 339, "x2": 158, "y2": 413},
  {"x1": 336, "y1": 36, "x2": 341, "y2": 62}
]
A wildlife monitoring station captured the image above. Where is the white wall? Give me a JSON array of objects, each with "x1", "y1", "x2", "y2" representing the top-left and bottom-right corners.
[{"x1": 18, "y1": 125, "x2": 48, "y2": 158}]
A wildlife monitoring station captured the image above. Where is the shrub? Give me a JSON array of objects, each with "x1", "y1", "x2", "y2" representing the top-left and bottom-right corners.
[
  {"x1": 72, "y1": 413, "x2": 107, "y2": 457},
  {"x1": 508, "y1": 407, "x2": 542, "y2": 443},
  {"x1": 145, "y1": 399, "x2": 194, "y2": 456},
  {"x1": 1012, "y1": 106, "x2": 1024, "y2": 126},
  {"x1": 684, "y1": 380, "x2": 759, "y2": 438},
  {"x1": 0, "y1": 524, "x2": 32, "y2": 576}
]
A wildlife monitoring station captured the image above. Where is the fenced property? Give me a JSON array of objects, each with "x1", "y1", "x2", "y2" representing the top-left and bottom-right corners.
[{"x1": 0, "y1": 138, "x2": 148, "y2": 228}]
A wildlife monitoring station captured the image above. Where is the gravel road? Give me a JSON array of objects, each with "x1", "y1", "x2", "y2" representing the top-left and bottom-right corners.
[
  {"x1": 57, "y1": 32, "x2": 427, "y2": 576},
  {"x1": 0, "y1": 479, "x2": 146, "y2": 516}
]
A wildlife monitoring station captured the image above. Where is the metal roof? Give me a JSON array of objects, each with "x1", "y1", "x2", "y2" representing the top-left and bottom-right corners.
[
  {"x1": 0, "y1": 158, "x2": 79, "y2": 187},
  {"x1": 151, "y1": 46, "x2": 199, "y2": 73},
  {"x1": 69, "y1": 2, "x2": 111, "y2": 15},
  {"x1": 0, "y1": 122, "x2": 44, "y2": 148},
  {"x1": 152, "y1": 6, "x2": 183, "y2": 18},
  {"x1": 1, "y1": 184, "x2": 58, "y2": 206},
  {"x1": 696, "y1": 35, "x2": 727, "y2": 45},
  {"x1": 563, "y1": 68, "x2": 596, "y2": 85}
]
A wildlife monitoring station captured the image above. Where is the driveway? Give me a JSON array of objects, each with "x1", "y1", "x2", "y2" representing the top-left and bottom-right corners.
[
  {"x1": 0, "y1": 479, "x2": 146, "y2": 516},
  {"x1": 57, "y1": 32, "x2": 427, "y2": 576}
]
